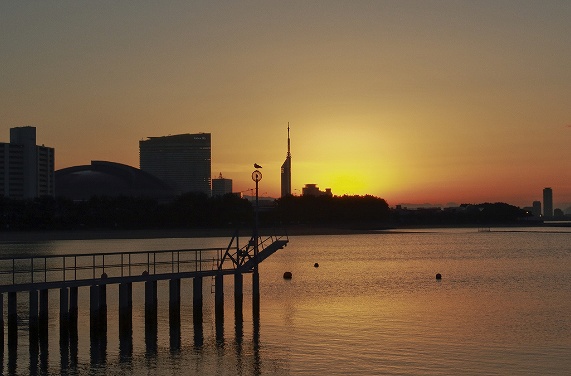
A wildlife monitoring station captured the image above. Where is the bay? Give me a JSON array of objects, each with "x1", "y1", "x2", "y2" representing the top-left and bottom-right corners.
[{"x1": 0, "y1": 227, "x2": 570, "y2": 375}]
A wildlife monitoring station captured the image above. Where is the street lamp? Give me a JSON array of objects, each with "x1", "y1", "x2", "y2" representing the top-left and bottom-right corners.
[
  {"x1": 251, "y1": 168, "x2": 262, "y2": 317},
  {"x1": 251, "y1": 169, "x2": 262, "y2": 257}
]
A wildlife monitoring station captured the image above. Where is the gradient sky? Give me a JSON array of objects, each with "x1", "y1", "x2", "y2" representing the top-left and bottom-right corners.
[{"x1": 1, "y1": 1, "x2": 570, "y2": 208}]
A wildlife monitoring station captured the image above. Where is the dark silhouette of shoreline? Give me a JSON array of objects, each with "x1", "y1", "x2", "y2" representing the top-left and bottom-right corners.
[{"x1": 0, "y1": 193, "x2": 546, "y2": 242}]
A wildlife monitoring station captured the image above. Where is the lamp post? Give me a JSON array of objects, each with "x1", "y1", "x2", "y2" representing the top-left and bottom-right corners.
[{"x1": 251, "y1": 169, "x2": 262, "y2": 318}]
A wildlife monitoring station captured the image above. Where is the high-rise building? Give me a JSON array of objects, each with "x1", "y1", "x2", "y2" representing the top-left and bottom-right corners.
[
  {"x1": 543, "y1": 187, "x2": 553, "y2": 218},
  {"x1": 0, "y1": 126, "x2": 54, "y2": 198},
  {"x1": 532, "y1": 201, "x2": 542, "y2": 218},
  {"x1": 212, "y1": 172, "x2": 232, "y2": 196},
  {"x1": 280, "y1": 124, "x2": 292, "y2": 197},
  {"x1": 139, "y1": 133, "x2": 211, "y2": 196}
]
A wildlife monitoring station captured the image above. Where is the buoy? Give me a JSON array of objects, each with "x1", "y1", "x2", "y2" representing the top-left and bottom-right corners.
[
  {"x1": 435, "y1": 273, "x2": 442, "y2": 280},
  {"x1": 283, "y1": 271, "x2": 292, "y2": 279},
  {"x1": 314, "y1": 263, "x2": 319, "y2": 268}
]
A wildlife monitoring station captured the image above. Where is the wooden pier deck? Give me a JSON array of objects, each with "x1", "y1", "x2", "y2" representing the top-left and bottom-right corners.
[{"x1": 0, "y1": 231, "x2": 289, "y2": 357}]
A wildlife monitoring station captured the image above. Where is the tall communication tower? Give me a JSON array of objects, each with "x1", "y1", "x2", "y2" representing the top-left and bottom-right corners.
[{"x1": 280, "y1": 123, "x2": 292, "y2": 197}]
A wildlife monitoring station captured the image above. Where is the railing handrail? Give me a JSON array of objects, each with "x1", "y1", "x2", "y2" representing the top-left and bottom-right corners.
[
  {"x1": 0, "y1": 247, "x2": 227, "y2": 291},
  {"x1": 0, "y1": 247, "x2": 224, "y2": 262}
]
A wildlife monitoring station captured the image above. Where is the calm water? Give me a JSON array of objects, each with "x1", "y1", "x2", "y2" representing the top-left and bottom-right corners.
[{"x1": 1, "y1": 227, "x2": 570, "y2": 375}]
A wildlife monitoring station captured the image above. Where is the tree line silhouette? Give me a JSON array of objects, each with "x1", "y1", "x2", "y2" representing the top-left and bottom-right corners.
[{"x1": 0, "y1": 194, "x2": 530, "y2": 231}]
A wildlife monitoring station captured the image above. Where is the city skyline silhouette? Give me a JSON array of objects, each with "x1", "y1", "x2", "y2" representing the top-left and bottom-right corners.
[{"x1": 1, "y1": 2, "x2": 570, "y2": 208}]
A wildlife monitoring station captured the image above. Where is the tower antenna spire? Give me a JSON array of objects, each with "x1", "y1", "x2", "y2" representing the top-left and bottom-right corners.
[{"x1": 287, "y1": 122, "x2": 291, "y2": 158}]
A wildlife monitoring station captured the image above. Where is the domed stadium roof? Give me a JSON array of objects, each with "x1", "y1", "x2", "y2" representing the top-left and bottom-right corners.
[{"x1": 55, "y1": 161, "x2": 176, "y2": 200}]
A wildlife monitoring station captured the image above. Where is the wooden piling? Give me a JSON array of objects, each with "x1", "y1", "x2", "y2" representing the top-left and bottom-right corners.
[
  {"x1": 119, "y1": 282, "x2": 132, "y2": 334},
  {"x1": 8, "y1": 291, "x2": 17, "y2": 348},
  {"x1": 0, "y1": 293, "x2": 3, "y2": 350},
  {"x1": 253, "y1": 270, "x2": 260, "y2": 320},
  {"x1": 234, "y1": 273, "x2": 243, "y2": 323},
  {"x1": 215, "y1": 274, "x2": 224, "y2": 343},
  {"x1": 119, "y1": 282, "x2": 133, "y2": 361},
  {"x1": 69, "y1": 286, "x2": 78, "y2": 323},
  {"x1": 169, "y1": 278, "x2": 181, "y2": 351},
  {"x1": 39, "y1": 289, "x2": 49, "y2": 342},
  {"x1": 99, "y1": 284, "x2": 107, "y2": 335},
  {"x1": 145, "y1": 280, "x2": 158, "y2": 354},
  {"x1": 29, "y1": 289, "x2": 39, "y2": 330},
  {"x1": 60, "y1": 287, "x2": 69, "y2": 347},
  {"x1": 193, "y1": 276, "x2": 204, "y2": 347},
  {"x1": 90, "y1": 285, "x2": 100, "y2": 336},
  {"x1": 193, "y1": 276, "x2": 203, "y2": 324}
]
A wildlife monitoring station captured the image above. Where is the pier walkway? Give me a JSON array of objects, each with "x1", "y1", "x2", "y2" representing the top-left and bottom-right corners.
[{"x1": 0, "y1": 230, "x2": 288, "y2": 357}]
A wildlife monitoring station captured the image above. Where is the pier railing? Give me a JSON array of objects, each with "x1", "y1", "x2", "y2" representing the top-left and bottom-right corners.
[
  {"x1": 0, "y1": 228, "x2": 289, "y2": 293},
  {"x1": 0, "y1": 247, "x2": 224, "y2": 293}
]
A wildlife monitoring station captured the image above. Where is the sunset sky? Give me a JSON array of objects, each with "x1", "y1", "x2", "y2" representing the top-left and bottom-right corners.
[{"x1": 1, "y1": 1, "x2": 570, "y2": 209}]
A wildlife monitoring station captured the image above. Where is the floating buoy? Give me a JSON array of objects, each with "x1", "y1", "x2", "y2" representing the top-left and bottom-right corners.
[
  {"x1": 283, "y1": 271, "x2": 292, "y2": 279},
  {"x1": 314, "y1": 263, "x2": 319, "y2": 268},
  {"x1": 435, "y1": 273, "x2": 442, "y2": 280}
]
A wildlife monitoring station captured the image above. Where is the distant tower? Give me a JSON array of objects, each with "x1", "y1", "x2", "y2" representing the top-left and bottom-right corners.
[
  {"x1": 543, "y1": 187, "x2": 553, "y2": 218},
  {"x1": 280, "y1": 123, "x2": 292, "y2": 197}
]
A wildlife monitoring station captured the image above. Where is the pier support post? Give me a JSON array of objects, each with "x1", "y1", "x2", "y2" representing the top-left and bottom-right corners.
[
  {"x1": 234, "y1": 272, "x2": 243, "y2": 322},
  {"x1": 0, "y1": 293, "x2": 3, "y2": 350},
  {"x1": 193, "y1": 276, "x2": 204, "y2": 347},
  {"x1": 29, "y1": 289, "x2": 39, "y2": 332},
  {"x1": 60, "y1": 287, "x2": 69, "y2": 329},
  {"x1": 169, "y1": 278, "x2": 181, "y2": 350},
  {"x1": 145, "y1": 280, "x2": 158, "y2": 354},
  {"x1": 60, "y1": 287, "x2": 70, "y2": 367},
  {"x1": 145, "y1": 280, "x2": 158, "y2": 324},
  {"x1": 99, "y1": 284, "x2": 107, "y2": 335},
  {"x1": 193, "y1": 276, "x2": 203, "y2": 323},
  {"x1": 8, "y1": 291, "x2": 17, "y2": 349},
  {"x1": 90, "y1": 285, "x2": 100, "y2": 337},
  {"x1": 119, "y1": 282, "x2": 132, "y2": 333},
  {"x1": 39, "y1": 289, "x2": 49, "y2": 343},
  {"x1": 69, "y1": 286, "x2": 78, "y2": 324},
  {"x1": 235, "y1": 272, "x2": 244, "y2": 339},
  {"x1": 215, "y1": 274, "x2": 224, "y2": 343},
  {"x1": 29, "y1": 289, "x2": 39, "y2": 368},
  {"x1": 68, "y1": 286, "x2": 78, "y2": 367},
  {"x1": 215, "y1": 274, "x2": 224, "y2": 319},
  {"x1": 119, "y1": 282, "x2": 133, "y2": 360},
  {"x1": 253, "y1": 270, "x2": 260, "y2": 320}
]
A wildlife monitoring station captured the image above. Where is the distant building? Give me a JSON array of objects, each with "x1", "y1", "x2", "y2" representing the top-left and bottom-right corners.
[
  {"x1": 56, "y1": 161, "x2": 176, "y2": 201},
  {"x1": 281, "y1": 124, "x2": 292, "y2": 197},
  {"x1": 543, "y1": 187, "x2": 553, "y2": 218},
  {"x1": 302, "y1": 184, "x2": 332, "y2": 197},
  {"x1": 139, "y1": 133, "x2": 211, "y2": 196},
  {"x1": 0, "y1": 126, "x2": 54, "y2": 198},
  {"x1": 532, "y1": 201, "x2": 542, "y2": 218},
  {"x1": 212, "y1": 172, "x2": 232, "y2": 196}
]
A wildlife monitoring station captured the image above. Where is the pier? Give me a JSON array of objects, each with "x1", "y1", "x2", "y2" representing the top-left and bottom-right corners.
[{"x1": 0, "y1": 230, "x2": 288, "y2": 362}]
